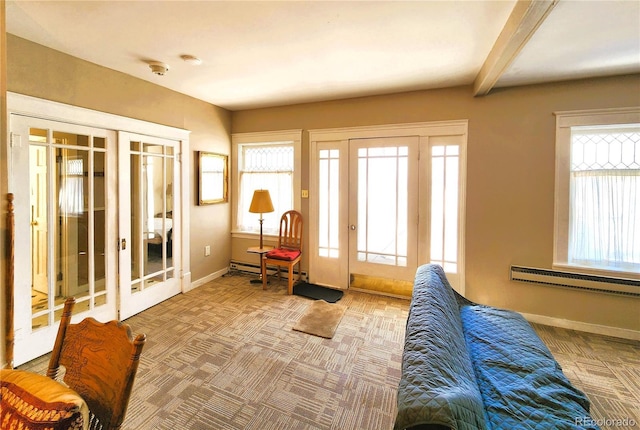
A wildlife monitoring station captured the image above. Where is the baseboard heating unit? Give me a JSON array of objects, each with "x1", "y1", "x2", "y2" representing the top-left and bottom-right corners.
[
  {"x1": 510, "y1": 265, "x2": 640, "y2": 297},
  {"x1": 229, "y1": 261, "x2": 307, "y2": 281}
]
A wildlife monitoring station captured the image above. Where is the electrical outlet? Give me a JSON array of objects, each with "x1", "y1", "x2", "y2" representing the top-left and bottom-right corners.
[
  {"x1": 301, "y1": 189, "x2": 309, "y2": 198},
  {"x1": 204, "y1": 245, "x2": 211, "y2": 256}
]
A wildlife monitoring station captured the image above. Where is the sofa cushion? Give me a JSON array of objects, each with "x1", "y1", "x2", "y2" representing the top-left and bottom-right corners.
[
  {"x1": 460, "y1": 306, "x2": 598, "y2": 430},
  {"x1": 0, "y1": 369, "x2": 89, "y2": 430},
  {"x1": 395, "y1": 265, "x2": 488, "y2": 430}
]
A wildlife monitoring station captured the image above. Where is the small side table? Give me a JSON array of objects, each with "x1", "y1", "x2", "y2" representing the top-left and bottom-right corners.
[{"x1": 246, "y1": 246, "x2": 273, "y2": 284}]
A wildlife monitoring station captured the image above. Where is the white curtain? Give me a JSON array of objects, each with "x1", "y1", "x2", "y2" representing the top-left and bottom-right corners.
[
  {"x1": 238, "y1": 171, "x2": 293, "y2": 235},
  {"x1": 569, "y1": 170, "x2": 639, "y2": 270},
  {"x1": 58, "y1": 159, "x2": 84, "y2": 216}
]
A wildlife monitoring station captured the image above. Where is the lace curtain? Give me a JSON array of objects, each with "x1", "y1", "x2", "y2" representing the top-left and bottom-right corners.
[
  {"x1": 569, "y1": 171, "x2": 639, "y2": 270},
  {"x1": 569, "y1": 128, "x2": 639, "y2": 271}
]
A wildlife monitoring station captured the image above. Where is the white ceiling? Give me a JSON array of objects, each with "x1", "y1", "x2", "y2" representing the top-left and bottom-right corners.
[{"x1": 6, "y1": 1, "x2": 640, "y2": 111}]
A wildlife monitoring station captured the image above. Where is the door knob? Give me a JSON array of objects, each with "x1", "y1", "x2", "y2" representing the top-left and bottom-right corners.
[
  {"x1": 31, "y1": 220, "x2": 38, "y2": 226},
  {"x1": 350, "y1": 225, "x2": 356, "y2": 230}
]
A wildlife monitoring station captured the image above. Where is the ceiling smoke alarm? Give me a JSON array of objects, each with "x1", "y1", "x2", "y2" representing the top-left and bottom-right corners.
[
  {"x1": 149, "y1": 61, "x2": 169, "y2": 76},
  {"x1": 181, "y1": 55, "x2": 202, "y2": 65}
]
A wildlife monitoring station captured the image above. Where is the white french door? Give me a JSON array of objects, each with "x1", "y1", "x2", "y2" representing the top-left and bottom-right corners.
[
  {"x1": 8, "y1": 93, "x2": 190, "y2": 366},
  {"x1": 309, "y1": 122, "x2": 467, "y2": 294},
  {"x1": 11, "y1": 115, "x2": 118, "y2": 365},
  {"x1": 348, "y1": 137, "x2": 419, "y2": 282},
  {"x1": 117, "y1": 132, "x2": 182, "y2": 320}
]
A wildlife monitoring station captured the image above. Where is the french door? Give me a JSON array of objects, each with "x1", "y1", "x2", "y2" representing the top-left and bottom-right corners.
[
  {"x1": 348, "y1": 137, "x2": 419, "y2": 282},
  {"x1": 117, "y1": 132, "x2": 181, "y2": 320},
  {"x1": 8, "y1": 94, "x2": 189, "y2": 365},
  {"x1": 309, "y1": 122, "x2": 467, "y2": 294},
  {"x1": 11, "y1": 115, "x2": 118, "y2": 365}
]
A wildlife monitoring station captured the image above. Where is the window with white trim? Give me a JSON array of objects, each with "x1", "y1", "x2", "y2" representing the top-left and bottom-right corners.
[
  {"x1": 232, "y1": 130, "x2": 302, "y2": 236},
  {"x1": 554, "y1": 108, "x2": 640, "y2": 276}
]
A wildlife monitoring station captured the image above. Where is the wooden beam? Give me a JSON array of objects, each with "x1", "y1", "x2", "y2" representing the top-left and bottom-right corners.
[{"x1": 473, "y1": 0, "x2": 558, "y2": 96}]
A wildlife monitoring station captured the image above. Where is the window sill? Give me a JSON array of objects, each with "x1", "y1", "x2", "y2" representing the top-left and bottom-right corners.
[
  {"x1": 231, "y1": 230, "x2": 278, "y2": 241},
  {"x1": 552, "y1": 263, "x2": 640, "y2": 281}
]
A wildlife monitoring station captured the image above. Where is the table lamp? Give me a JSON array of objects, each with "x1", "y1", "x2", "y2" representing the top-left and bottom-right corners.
[{"x1": 249, "y1": 189, "x2": 274, "y2": 249}]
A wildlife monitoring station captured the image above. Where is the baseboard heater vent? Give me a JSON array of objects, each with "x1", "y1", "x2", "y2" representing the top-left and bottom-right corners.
[
  {"x1": 229, "y1": 261, "x2": 307, "y2": 281},
  {"x1": 510, "y1": 265, "x2": 640, "y2": 297}
]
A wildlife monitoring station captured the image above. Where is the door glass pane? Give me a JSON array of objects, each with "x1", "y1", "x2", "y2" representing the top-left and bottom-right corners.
[
  {"x1": 30, "y1": 144, "x2": 49, "y2": 329},
  {"x1": 431, "y1": 145, "x2": 459, "y2": 272},
  {"x1": 166, "y1": 158, "x2": 174, "y2": 269},
  {"x1": 130, "y1": 152, "x2": 141, "y2": 288},
  {"x1": 144, "y1": 153, "x2": 163, "y2": 279},
  {"x1": 94, "y1": 151, "x2": 106, "y2": 296},
  {"x1": 53, "y1": 130, "x2": 89, "y2": 147},
  {"x1": 130, "y1": 140, "x2": 176, "y2": 294},
  {"x1": 318, "y1": 149, "x2": 340, "y2": 258},
  {"x1": 55, "y1": 148, "x2": 90, "y2": 302},
  {"x1": 357, "y1": 146, "x2": 408, "y2": 266},
  {"x1": 29, "y1": 127, "x2": 109, "y2": 331}
]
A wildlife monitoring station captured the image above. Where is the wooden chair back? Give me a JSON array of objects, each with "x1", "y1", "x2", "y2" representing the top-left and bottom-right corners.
[
  {"x1": 277, "y1": 210, "x2": 303, "y2": 251},
  {"x1": 47, "y1": 298, "x2": 146, "y2": 430}
]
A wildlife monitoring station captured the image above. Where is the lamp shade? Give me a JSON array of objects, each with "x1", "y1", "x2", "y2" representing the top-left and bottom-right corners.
[{"x1": 249, "y1": 190, "x2": 274, "y2": 214}]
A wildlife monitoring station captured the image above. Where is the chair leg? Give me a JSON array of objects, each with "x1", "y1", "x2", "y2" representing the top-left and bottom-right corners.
[
  {"x1": 288, "y1": 264, "x2": 294, "y2": 295},
  {"x1": 261, "y1": 257, "x2": 268, "y2": 290}
]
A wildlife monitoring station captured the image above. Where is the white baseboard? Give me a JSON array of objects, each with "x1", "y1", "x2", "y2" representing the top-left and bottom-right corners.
[
  {"x1": 188, "y1": 267, "x2": 228, "y2": 292},
  {"x1": 521, "y1": 312, "x2": 640, "y2": 341}
]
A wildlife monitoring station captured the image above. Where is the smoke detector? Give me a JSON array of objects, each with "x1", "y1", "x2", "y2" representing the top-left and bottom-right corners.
[
  {"x1": 149, "y1": 61, "x2": 169, "y2": 76},
  {"x1": 181, "y1": 55, "x2": 202, "y2": 65}
]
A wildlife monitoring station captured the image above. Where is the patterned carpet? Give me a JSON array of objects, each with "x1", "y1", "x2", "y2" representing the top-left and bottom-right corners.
[{"x1": 19, "y1": 273, "x2": 639, "y2": 430}]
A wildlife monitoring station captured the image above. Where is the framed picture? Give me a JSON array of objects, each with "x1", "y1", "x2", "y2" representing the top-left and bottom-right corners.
[{"x1": 198, "y1": 152, "x2": 228, "y2": 205}]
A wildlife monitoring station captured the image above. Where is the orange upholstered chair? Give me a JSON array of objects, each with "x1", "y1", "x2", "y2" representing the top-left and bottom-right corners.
[{"x1": 261, "y1": 210, "x2": 303, "y2": 295}]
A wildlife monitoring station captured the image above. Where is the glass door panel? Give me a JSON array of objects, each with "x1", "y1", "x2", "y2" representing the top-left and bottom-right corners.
[
  {"x1": 349, "y1": 137, "x2": 418, "y2": 282},
  {"x1": 119, "y1": 132, "x2": 180, "y2": 320},
  {"x1": 12, "y1": 115, "x2": 117, "y2": 366}
]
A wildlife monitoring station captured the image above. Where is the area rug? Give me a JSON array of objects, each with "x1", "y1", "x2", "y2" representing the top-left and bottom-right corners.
[
  {"x1": 292, "y1": 299, "x2": 347, "y2": 339},
  {"x1": 293, "y1": 282, "x2": 344, "y2": 303}
]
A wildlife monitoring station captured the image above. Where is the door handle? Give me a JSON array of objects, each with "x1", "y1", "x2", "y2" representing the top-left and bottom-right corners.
[
  {"x1": 350, "y1": 225, "x2": 356, "y2": 230},
  {"x1": 121, "y1": 238, "x2": 127, "y2": 250},
  {"x1": 31, "y1": 220, "x2": 38, "y2": 226}
]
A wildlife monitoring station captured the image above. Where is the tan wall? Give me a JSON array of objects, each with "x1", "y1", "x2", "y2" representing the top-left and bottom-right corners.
[
  {"x1": 231, "y1": 75, "x2": 640, "y2": 333},
  {"x1": 4, "y1": 36, "x2": 232, "y2": 311}
]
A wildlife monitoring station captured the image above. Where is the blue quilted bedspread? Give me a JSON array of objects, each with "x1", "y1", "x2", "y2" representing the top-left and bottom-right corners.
[
  {"x1": 461, "y1": 305, "x2": 599, "y2": 430},
  {"x1": 395, "y1": 264, "x2": 599, "y2": 430}
]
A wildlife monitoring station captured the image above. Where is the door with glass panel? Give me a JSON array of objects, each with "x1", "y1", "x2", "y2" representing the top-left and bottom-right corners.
[
  {"x1": 118, "y1": 132, "x2": 181, "y2": 320},
  {"x1": 11, "y1": 115, "x2": 117, "y2": 365},
  {"x1": 348, "y1": 137, "x2": 419, "y2": 282}
]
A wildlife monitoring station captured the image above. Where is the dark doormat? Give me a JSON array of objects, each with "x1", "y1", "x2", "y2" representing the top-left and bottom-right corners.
[{"x1": 293, "y1": 282, "x2": 344, "y2": 303}]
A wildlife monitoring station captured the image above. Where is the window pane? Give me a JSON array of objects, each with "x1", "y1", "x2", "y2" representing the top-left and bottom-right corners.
[
  {"x1": 238, "y1": 144, "x2": 294, "y2": 234},
  {"x1": 569, "y1": 127, "x2": 640, "y2": 271}
]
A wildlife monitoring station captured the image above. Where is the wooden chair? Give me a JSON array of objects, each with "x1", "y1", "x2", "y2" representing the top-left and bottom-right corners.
[
  {"x1": 47, "y1": 298, "x2": 147, "y2": 430},
  {"x1": 262, "y1": 210, "x2": 303, "y2": 295}
]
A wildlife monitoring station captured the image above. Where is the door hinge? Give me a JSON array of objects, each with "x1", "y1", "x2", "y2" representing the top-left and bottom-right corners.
[{"x1": 10, "y1": 132, "x2": 22, "y2": 147}]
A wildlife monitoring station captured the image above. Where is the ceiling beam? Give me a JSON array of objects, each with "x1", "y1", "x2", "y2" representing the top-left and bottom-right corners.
[{"x1": 473, "y1": 0, "x2": 558, "y2": 96}]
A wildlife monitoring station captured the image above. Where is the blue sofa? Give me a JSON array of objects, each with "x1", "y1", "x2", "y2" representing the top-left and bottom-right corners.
[{"x1": 395, "y1": 264, "x2": 599, "y2": 430}]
